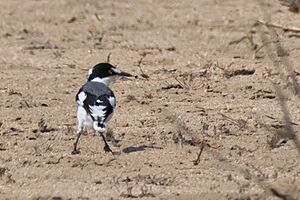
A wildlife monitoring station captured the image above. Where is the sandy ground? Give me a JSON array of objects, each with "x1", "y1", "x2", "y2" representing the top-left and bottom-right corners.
[{"x1": 0, "y1": 0, "x2": 300, "y2": 199}]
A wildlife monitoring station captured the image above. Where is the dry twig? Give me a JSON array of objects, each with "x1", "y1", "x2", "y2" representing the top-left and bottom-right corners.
[
  {"x1": 193, "y1": 141, "x2": 206, "y2": 165},
  {"x1": 275, "y1": 85, "x2": 300, "y2": 154},
  {"x1": 257, "y1": 3, "x2": 300, "y2": 153},
  {"x1": 219, "y1": 113, "x2": 247, "y2": 129},
  {"x1": 137, "y1": 56, "x2": 149, "y2": 79},
  {"x1": 107, "y1": 52, "x2": 111, "y2": 63},
  {"x1": 257, "y1": 20, "x2": 300, "y2": 33},
  {"x1": 174, "y1": 77, "x2": 188, "y2": 89},
  {"x1": 94, "y1": 13, "x2": 102, "y2": 22}
]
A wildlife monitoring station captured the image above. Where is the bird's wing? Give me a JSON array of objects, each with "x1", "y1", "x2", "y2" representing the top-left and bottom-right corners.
[{"x1": 76, "y1": 89, "x2": 115, "y2": 123}]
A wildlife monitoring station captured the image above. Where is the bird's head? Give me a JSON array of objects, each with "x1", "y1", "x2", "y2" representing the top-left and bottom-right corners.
[{"x1": 86, "y1": 63, "x2": 132, "y2": 85}]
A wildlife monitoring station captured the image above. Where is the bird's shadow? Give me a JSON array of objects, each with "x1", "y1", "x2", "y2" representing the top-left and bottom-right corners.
[{"x1": 122, "y1": 144, "x2": 163, "y2": 154}]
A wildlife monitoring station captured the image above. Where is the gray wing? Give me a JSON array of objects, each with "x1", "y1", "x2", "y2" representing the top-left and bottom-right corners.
[{"x1": 76, "y1": 82, "x2": 116, "y2": 123}]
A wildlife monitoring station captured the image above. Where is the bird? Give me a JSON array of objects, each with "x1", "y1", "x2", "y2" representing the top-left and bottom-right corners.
[{"x1": 72, "y1": 63, "x2": 132, "y2": 154}]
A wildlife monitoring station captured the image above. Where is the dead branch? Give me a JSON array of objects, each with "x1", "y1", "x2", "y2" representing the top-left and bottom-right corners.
[
  {"x1": 228, "y1": 33, "x2": 258, "y2": 56},
  {"x1": 275, "y1": 85, "x2": 300, "y2": 154},
  {"x1": 193, "y1": 141, "x2": 206, "y2": 165},
  {"x1": 107, "y1": 52, "x2": 111, "y2": 63},
  {"x1": 257, "y1": 13, "x2": 300, "y2": 154},
  {"x1": 137, "y1": 56, "x2": 149, "y2": 79},
  {"x1": 257, "y1": 20, "x2": 300, "y2": 33},
  {"x1": 94, "y1": 13, "x2": 102, "y2": 22},
  {"x1": 228, "y1": 36, "x2": 248, "y2": 45},
  {"x1": 174, "y1": 77, "x2": 189, "y2": 89},
  {"x1": 219, "y1": 113, "x2": 247, "y2": 129},
  {"x1": 253, "y1": 41, "x2": 272, "y2": 59},
  {"x1": 258, "y1": 20, "x2": 300, "y2": 96}
]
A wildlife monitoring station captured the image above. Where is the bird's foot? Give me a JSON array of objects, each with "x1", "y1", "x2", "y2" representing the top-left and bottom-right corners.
[
  {"x1": 71, "y1": 149, "x2": 80, "y2": 155},
  {"x1": 104, "y1": 145, "x2": 112, "y2": 153}
]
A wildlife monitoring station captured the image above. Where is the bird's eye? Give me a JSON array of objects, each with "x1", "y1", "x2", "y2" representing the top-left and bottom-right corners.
[{"x1": 108, "y1": 69, "x2": 113, "y2": 75}]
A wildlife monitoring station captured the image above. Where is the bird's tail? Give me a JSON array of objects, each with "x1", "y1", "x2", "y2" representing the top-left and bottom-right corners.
[{"x1": 93, "y1": 117, "x2": 106, "y2": 132}]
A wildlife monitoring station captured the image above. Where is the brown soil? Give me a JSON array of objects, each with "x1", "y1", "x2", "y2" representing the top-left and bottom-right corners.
[{"x1": 0, "y1": 0, "x2": 300, "y2": 199}]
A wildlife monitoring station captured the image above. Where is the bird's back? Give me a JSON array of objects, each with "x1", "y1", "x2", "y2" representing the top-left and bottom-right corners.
[
  {"x1": 79, "y1": 81, "x2": 114, "y2": 98},
  {"x1": 76, "y1": 82, "x2": 116, "y2": 124}
]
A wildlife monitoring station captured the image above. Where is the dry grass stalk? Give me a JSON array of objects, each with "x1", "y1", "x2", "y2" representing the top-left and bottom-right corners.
[{"x1": 257, "y1": 20, "x2": 300, "y2": 33}]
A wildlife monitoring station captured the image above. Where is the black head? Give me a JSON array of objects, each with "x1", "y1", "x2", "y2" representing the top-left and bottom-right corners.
[{"x1": 87, "y1": 63, "x2": 132, "y2": 82}]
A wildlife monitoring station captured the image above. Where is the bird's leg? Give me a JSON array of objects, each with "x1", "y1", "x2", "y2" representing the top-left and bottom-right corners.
[
  {"x1": 100, "y1": 131, "x2": 112, "y2": 153},
  {"x1": 72, "y1": 127, "x2": 83, "y2": 155}
]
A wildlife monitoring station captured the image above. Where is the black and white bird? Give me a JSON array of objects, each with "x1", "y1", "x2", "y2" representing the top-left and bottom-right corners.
[{"x1": 72, "y1": 63, "x2": 132, "y2": 154}]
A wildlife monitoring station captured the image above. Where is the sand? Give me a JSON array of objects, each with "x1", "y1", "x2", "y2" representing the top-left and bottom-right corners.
[{"x1": 0, "y1": 0, "x2": 299, "y2": 199}]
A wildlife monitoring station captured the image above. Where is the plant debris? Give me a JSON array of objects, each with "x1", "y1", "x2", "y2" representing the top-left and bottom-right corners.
[
  {"x1": 32, "y1": 118, "x2": 57, "y2": 133},
  {"x1": 224, "y1": 68, "x2": 255, "y2": 78}
]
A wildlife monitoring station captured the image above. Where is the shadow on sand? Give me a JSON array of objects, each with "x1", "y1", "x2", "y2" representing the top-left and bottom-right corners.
[{"x1": 122, "y1": 144, "x2": 163, "y2": 154}]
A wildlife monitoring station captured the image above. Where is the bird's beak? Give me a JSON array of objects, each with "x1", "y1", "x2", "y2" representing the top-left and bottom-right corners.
[
  {"x1": 112, "y1": 68, "x2": 132, "y2": 77},
  {"x1": 118, "y1": 71, "x2": 132, "y2": 77}
]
